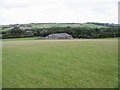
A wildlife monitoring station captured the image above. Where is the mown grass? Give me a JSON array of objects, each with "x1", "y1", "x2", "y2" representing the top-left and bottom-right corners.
[
  {"x1": 2, "y1": 37, "x2": 45, "y2": 41},
  {"x1": 91, "y1": 37, "x2": 118, "y2": 40},
  {"x1": 2, "y1": 37, "x2": 118, "y2": 41},
  {"x1": 2, "y1": 39, "x2": 118, "y2": 88}
]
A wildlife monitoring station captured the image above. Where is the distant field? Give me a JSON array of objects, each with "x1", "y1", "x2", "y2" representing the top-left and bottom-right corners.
[
  {"x1": 25, "y1": 23, "x2": 106, "y2": 29},
  {"x1": 2, "y1": 37, "x2": 45, "y2": 41},
  {"x1": 2, "y1": 39, "x2": 118, "y2": 88},
  {"x1": 1, "y1": 23, "x2": 107, "y2": 31},
  {"x1": 2, "y1": 37, "x2": 118, "y2": 41}
]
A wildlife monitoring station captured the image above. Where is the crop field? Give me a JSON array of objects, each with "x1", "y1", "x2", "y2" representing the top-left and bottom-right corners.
[{"x1": 2, "y1": 39, "x2": 118, "y2": 88}]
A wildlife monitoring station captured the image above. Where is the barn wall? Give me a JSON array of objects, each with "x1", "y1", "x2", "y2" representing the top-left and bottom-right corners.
[{"x1": 46, "y1": 34, "x2": 73, "y2": 39}]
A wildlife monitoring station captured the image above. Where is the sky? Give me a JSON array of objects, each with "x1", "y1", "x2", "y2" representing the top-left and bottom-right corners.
[{"x1": 0, "y1": 0, "x2": 119, "y2": 25}]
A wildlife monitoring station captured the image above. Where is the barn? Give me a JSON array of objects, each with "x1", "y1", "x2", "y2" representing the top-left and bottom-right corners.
[{"x1": 46, "y1": 33, "x2": 73, "y2": 39}]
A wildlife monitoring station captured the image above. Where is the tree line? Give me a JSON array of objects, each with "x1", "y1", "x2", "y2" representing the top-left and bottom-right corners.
[{"x1": 1, "y1": 26, "x2": 119, "y2": 39}]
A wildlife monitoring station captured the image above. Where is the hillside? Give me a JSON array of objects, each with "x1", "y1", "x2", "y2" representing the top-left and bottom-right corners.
[
  {"x1": 0, "y1": 23, "x2": 108, "y2": 31},
  {"x1": 1, "y1": 23, "x2": 119, "y2": 39}
]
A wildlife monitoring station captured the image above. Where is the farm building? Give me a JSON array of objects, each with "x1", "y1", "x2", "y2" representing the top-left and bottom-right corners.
[
  {"x1": 46, "y1": 33, "x2": 73, "y2": 39},
  {"x1": 25, "y1": 30, "x2": 33, "y2": 33}
]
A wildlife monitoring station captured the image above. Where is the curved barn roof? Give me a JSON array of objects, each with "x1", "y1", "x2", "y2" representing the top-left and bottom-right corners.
[{"x1": 48, "y1": 33, "x2": 71, "y2": 37}]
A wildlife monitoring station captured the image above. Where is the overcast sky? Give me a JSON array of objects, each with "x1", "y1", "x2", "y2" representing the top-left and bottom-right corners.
[{"x1": 0, "y1": 0, "x2": 119, "y2": 25}]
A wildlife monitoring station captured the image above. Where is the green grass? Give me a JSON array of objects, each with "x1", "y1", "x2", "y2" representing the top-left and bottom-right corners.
[
  {"x1": 91, "y1": 37, "x2": 118, "y2": 40},
  {"x1": 2, "y1": 39, "x2": 118, "y2": 88},
  {"x1": 20, "y1": 23, "x2": 107, "y2": 29},
  {"x1": 2, "y1": 37, "x2": 45, "y2": 41},
  {"x1": 2, "y1": 37, "x2": 118, "y2": 41},
  {"x1": 80, "y1": 24, "x2": 107, "y2": 28}
]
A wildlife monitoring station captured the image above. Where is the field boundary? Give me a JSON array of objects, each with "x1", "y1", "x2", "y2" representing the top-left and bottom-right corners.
[{"x1": 2, "y1": 39, "x2": 118, "y2": 43}]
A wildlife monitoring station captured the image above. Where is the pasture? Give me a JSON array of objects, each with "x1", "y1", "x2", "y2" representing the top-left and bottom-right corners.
[
  {"x1": 2, "y1": 39, "x2": 118, "y2": 88},
  {"x1": 2, "y1": 37, "x2": 45, "y2": 41}
]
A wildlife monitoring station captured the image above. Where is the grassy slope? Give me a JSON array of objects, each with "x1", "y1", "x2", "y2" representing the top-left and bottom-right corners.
[
  {"x1": 21, "y1": 24, "x2": 107, "y2": 30},
  {"x1": 1, "y1": 23, "x2": 107, "y2": 31},
  {"x1": 2, "y1": 39, "x2": 118, "y2": 88}
]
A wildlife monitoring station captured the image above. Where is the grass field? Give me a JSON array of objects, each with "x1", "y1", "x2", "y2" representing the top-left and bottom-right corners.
[
  {"x1": 2, "y1": 37, "x2": 45, "y2": 41},
  {"x1": 2, "y1": 37, "x2": 118, "y2": 41},
  {"x1": 26, "y1": 23, "x2": 106, "y2": 29},
  {"x1": 2, "y1": 39, "x2": 118, "y2": 88}
]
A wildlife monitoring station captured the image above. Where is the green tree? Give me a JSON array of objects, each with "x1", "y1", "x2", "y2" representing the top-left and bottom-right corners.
[{"x1": 10, "y1": 26, "x2": 24, "y2": 37}]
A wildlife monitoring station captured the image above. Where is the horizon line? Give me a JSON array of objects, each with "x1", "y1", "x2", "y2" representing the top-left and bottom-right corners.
[{"x1": 0, "y1": 22, "x2": 118, "y2": 25}]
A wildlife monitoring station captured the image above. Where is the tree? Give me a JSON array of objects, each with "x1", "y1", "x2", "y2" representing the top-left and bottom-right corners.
[{"x1": 10, "y1": 26, "x2": 24, "y2": 37}]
